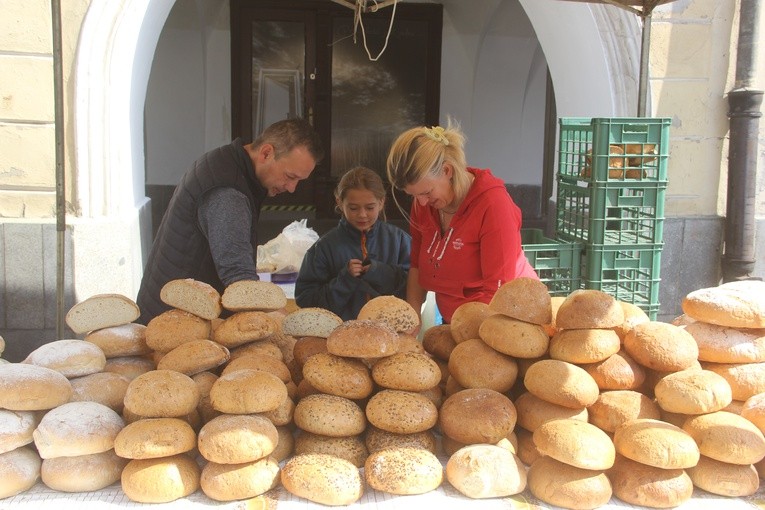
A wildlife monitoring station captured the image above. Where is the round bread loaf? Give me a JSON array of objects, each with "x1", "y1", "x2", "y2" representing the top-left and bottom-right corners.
[
  {"x1": 549, "y1": 328, "x2": 621, "y2": 364},
  {"x1": 682, "y1": 280, "x2": 765, "y2": 328},
  {"x1": 614, "y1": 301, "x2": 650, "y2": 338},
  {"x1": 200, "y1": 456, "x2": 280, "y2": 502},
  {"x1": 450, "y1": 301, "x2": 497, "y2": 343},
  {"x1": 65, "y1": 293, "x2": 140, "y2": 334},
  {"x1": 524, "y1": 359, "x2": 599, "y2": 409},
  {"x1": 643, "y1": 361, "x2": 703, "y2": 394},
  {"x1": 478, "y1": 314, "x2": 549, "y2": 358},
  {"x1": 527, "y1": 456, "x2": 612, "y2": 510},
  {"x1": 121, "y1": 454, "x2": 200, "y2": 503},
  {"x1": 302, "y1": 352, "x2": 373, "y2": 400},
  {"x1": 448, "y1": 338, "x2": 518, "y2": 393},
  {"x1": 192, "y1": 371, "x2": 220, "y2": 423},
  {"x1": 623, "y1": 321, "x2": 699, "y2": 371},
  {"x1": 534, "y1": 419, "x2": 615, "y2": 470},
  {"x1": 160, "y1": 278, "x2": 222, "y2": 320},
  {"x1": 421, "y1": 324, "x2": 456, "y2": 360},
  {"x1": 156, "y1": 339, "x2": 230, "y2": 376},
  {"x1": 326, "y1": 319, "x2": 400, "y2": 358},
  {"x1": 259, "y1": 395, "x2": 295, "y2": 427},
  {"x1": 357, "y1": 295, "x2": 419, "y2": 334},
  {"x1": 654, "y1": 369, "x2": 732, "y2": 414},
  {"x1": 295, "y1": 431, "x2": 368, "y2": 467},
  {"x1": 69, "y1": 371, "x2": 131, "y2": 412},
  {"x1": 514, "y1": 391, "x2": 589, "y2": 432},
  {"x1": 613, "y1": 418, "x2": 700, "y2": 469},
  {"x1": 0, "y1": 410, "x2": 40, "y2": 454},
  {"x1": 281, "y1": 453, "x2": 363, "y2": 505},
  {"x1": 123, "y1": 369, "x2": 200, "y2": 418},
  {"x1": 229, "y1": 339, "x2": 283, "y2": 362},
  {"x1": 365, "y1": 389, "x2": 438, "y2": 434},
  {"x1": 213, "y1": 311, "x2": 279, "y2": 349},
  {"x1": 41, "y1": 449, "x2": 127, "y2": 492},
  {"x1": 272, "y1": 426, "x2": 295, "y2": 462},
  {"x1": 292, "y1": 336, "x2": 328, "y2": 367},
  {"x1": 85, "y1": 323, "x2": 151, "y2": 358},
  {"x1": 685, "y1": 322, "x2": 765, "y2": 363},
  {"x1": 419, "y1": 383, "x2": 444, "y2": 409},
  {"x1": 145, "y1": 309, "x2": 211, "y2": 352},
  {"x1": 198, "y1": 414, "x2": 278, "y2": 464},
  {"x1": 580, "y1": 349, "x2": 646, "y2": 390},
  {"x1": 742, "y1": 393, "x2": 765, "y2": 435},
  {"x1": 221, "y1": 279, "x2": 287, "y2": 312},
  {"x1": 515, "y1": 427, "x2": 543, "y2": 466},
  {"x1": 364, "y1": 426, "x2": 437, "y2": 455},
  {"x1": 371, "y1": 352, "x2": 440, "y2": 392},
  {"x1": 396, "y1": 333, "x2": 426, "y2": 355},
  {"x1": 364, "y1": 447, "x2": 443, "y2": 495},
  {"x1": 555, "y1": 289, "x2": 624, "y2": 330},
  {"x1": 439, "y1": 388, "x2": 516, "y2": 444},
  {"x1": 23, "y1": 339, "x2": 106, "y2": 378},
  {"x1": 294, "y1": 394, "x2": 366, "y2": 437},
  {"x1": 33, "y1": 401, "x2": 125, "y2": 459},
  {"x1": 446, "y1": 444, "x2": 526, "y2": 499},
  {"x1": 608, "y1": 454, "x2": 693, "y2": 508},
  {"x1": 209, "y1": 368, "x2": 287, "y2": 414},
  {"x1": 702, "y1": 361, "x2": 765, "y2": 401},
  {"x1": 488, "y1": 277, "x2": 552, "y2": 325},
  {"x1": 0, "y1": 446, "x2": 41, "y2": 499},
  {"x1": 587, "y1": 390, "x2": 660, "y2": 433},
  {"x1": 114, "y1": 418, "x2": 196, "y2": 459},
  {"x1": 283, "y1": 308, "x2": 343, "y2": 338},
  {"x1": 687, "y1": 454, "x2": 759, "y2": 497},
  {"x1": 102, "y1": 355, "x2": 155, "y2": 380},
  {"x1": 221, "y1": 352, "x2": 291, "y2": 382},
  {"x1": 540, "y1": 295, "x2": 564, "y2": 337},
  {"x1": 264, "y1": 331, "x2": 296, "y2": 363},
  {"x1": 682, "y1": 410, "x2": 765, "y2": 465}
]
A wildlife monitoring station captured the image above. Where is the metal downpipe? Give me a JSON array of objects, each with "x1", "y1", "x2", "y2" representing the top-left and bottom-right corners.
[{"x1": 51, "y1": 0, "x2": 67, "y2": 337}]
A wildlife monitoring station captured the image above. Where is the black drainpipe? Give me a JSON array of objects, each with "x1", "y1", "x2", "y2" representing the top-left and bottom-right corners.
[{"x1": 722, "y1": 0, "x2": 763, "y2": 282}]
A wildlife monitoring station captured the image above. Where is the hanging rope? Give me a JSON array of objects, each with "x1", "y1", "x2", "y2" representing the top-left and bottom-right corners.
[{"x1": 353, "y1": 0, "x2": 399, "y2": 61}]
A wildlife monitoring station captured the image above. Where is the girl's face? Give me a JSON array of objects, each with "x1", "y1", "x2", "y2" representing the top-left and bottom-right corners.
[
  {"x1": 338, "y1": 188, "x2": 384, "y2": 232},
  {"x1": 403, "y1": 163, "x2": 455, "y2": 210}
]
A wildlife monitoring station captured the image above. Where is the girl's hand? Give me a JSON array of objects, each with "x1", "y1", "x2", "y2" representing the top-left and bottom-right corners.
[{"x1": 347, "y1": 258, "x2": 365, "y2": 277}]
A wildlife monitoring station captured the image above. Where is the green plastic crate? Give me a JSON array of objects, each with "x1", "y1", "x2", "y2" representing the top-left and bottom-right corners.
[
  {"x1": 521, "y1": 229, "x2": 582, "y2": 297},
  {"x1": 558, "y1": 117, "x2": 671, "y2": 184}
]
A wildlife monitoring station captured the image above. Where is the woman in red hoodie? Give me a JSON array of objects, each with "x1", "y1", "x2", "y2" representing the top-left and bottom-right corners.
[{"x1": 386, "y1": 120, "x2": 539, "y2": 324}]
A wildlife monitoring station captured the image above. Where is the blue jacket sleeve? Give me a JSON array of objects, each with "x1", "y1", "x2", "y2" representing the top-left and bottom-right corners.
[
  {"x1": 361, "y1": 229, "x2": 410, "y2": 300},
  {"x1": 295, "y1": 242, "x2": 362, "y2": 314}
]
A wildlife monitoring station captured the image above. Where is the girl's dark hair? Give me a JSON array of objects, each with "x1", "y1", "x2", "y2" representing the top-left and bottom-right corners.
[{"x1": 335, "y1": 166, "x2": 387, "y2": 221}]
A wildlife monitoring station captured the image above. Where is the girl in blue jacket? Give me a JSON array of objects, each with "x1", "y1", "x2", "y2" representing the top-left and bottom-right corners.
[{"x1": 295, "y1": 166, "x2": 411, "y2": 320}]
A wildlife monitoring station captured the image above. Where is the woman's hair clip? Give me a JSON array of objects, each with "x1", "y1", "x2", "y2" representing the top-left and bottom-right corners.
[{"x1": 423, "y1": 126, "x2": 449, "y2": 146}]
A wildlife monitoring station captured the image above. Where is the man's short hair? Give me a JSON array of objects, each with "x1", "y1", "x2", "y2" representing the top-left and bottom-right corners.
[{"x1": 253, "y1": 118, "x2": 324, "y2": 163}]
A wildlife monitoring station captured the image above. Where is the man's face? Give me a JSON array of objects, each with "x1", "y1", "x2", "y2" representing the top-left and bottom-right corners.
[{"x1": 257, "y1": 145, "x2": 316, "y2": 197}]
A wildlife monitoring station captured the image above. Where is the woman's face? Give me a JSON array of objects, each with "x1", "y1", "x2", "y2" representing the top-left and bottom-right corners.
[
  {"x1": 403, "y1": 164, "x2": 455, "y2": 210},
  {"x1": 338, "y1": 188, "x2": 384, "y2": 232}
]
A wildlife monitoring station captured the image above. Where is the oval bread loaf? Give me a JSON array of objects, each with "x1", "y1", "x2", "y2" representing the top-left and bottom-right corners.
[
  {"x1": 157, "y1": 339, "x2": 229, "y2": 376},
  {"x1": 160, "y1": 278, "x2": 222, "y2": 320},
  {"x1": 102, "y1": 355, "x2": 155, "y2": 380},
  {"x1": 682, "y1": 280, "x2": 765, "y2": 328},
  {"x1": 555, "y1": 289, "x2": 624, "y2": 330},
  {"x1": 609, "y1": 454, "x2": 693, "y2": 508},
  {"x1": 357, "y1": 295, "x2": 419, "y2": 334},
  {"x1": 198, "y1": 414, "x2": 278, "y2": 464},
  {"x1": 293, "y1": 394, "x2": 367, "y2": 437},
  {"x1": 65, "y1": 293, "x2": 140, "y2": 334},
  {"x1": 524, "y1": 359, "x2": 599, "y2": 409},
  {"x1": 282, "y1": 307, "x2": 342, "y2": 338},
  {"x1": 85, "y1": 323, "x2": 151, "y2": 357},
  {"x1": 613, "y1": 418, "x2": 700, "y2": 469},
  {"x1": 702, "y1": 361, "x2": 765, "y2": 401},
  {"x1": 580, "y1": 349, "x2": 646, "y2": 390},
  {"x1": 364, "y1": 447, "x2": 443, "y2": 495},
  {"x1": 365, "y1": 389, "x2": 438, "y2": 434},
  {"x1": 654, "y1": 369, "x2": 732, "y2": 414},
  {"x1": 213, "y1": 311, "x2": 279, "y2": 348},
  {"x1": 145, "y1": 309, "x2": 211, "y2": 352},
  {"x1": 684, "y1": 322, "x2": 765, "y2": 363},
  {"x1": 41, "y1": 449, "x2": 128, "y2": 492},
  {"x1": 0, "y1": 410, "x2": 40, "y2": 454},
  {"x1": 209, "y1": 369, "x2": 287, "y2": 414},
  {"x1": 295, "y1": 432, "x2": 368, "y2": 468},
  {"x1": 450, "y1": 301, "x2": 497, "y2": 343},
  {"x1": 114, "y1": 418, "x2": 196, "y2": 459},
  {"x1": 326, "y1": 319, "x2": 400, "y2": 358},
  {"x1": 281, "y1": 453, "x2": 364, "y2": 506},
  {"x1": 448, "y1": 338, "x2": 518, "y2": 393},
  {"x1": 0, "y1": 446, "x2": 41, "y2": 499},
  {"x1": 682, "y1": 410, "x2": 765, "y2": 465},
  {"x1": 302, "y1": 352, "x2": 373, "y2": 400},
  {"x1": 69, "y1": 371, "x2": 131, "y2": 412},
  {"x1": 533, "y1": 419, "x2": 615, "y2": 470},
  {"x1": 478, "y1": 314, "x2": 549, "y2": 359},
  {"x1": 623, "y1": 321, "x2": 699, "y2": 371},
  {"x1": 687, "y1": 455, "x2": 759, "y2": 497},
  {"x1": 121, "y1": 454, "x2": 200, "y2": 503},
  {"x1": 488, "y1": 277, "x2": 552, "y2": 325},
  {"x1": 200, "y1": 456, "x2": 280, "y2": 502},
  {"x1": 421, "y1": 324, "x2": 456, "y2": 360},
  {"x1": 549, "y1": 328, "x2": 621, "y2": 364},
  {"x1": 527, "y1": 456, "x2": 612, "y2": 510},
  {"x1": 23, "y1": 339, "x2": 106, "y2": 378},
  {"x1": 123, "y1": 369, "x2": 200, "y2": 418},
  {"x1": 364, "y1": 426, "x2": 437, "y2": 455},
  {"x1": 514, "y1": 391, "x2": 589, "y2": 432},
  {"x1": 371, "y1": 352, "x2": 441, "y2": 391},
  {"x1": 33, "y1": 401, "x2": 125, "y2": 459},
  {"x1": 587, "y1": 390, "x2": 660, "y2": 433},
  {"x1": 446, "y1": 444, "x2": 526, "y2": 499},
  {"x1": 221, "y1": 279, "x2": 287, "y2": 312},
  {"x1": 439, "y1": 388, "x2": 516, "y2": 444}
]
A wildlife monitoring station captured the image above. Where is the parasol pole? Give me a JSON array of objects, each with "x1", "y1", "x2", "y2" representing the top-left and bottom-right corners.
[{"x1": 51, "y1": 0, "x2": 66, "y2": 338}]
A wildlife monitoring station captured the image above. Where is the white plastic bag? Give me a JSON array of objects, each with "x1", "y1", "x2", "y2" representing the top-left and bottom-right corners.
[{"x1": 256, "y1": 219, "x2": 319, "y2": 274}]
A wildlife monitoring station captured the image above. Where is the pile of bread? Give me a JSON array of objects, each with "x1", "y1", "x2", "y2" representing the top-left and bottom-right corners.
[{"x1": 1, "y1": 276, "x2": 764, "y2": 509}]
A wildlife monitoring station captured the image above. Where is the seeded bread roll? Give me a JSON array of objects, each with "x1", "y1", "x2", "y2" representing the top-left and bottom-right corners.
[
  {"x1": 102, "y1": 355, "x2": 155, "y2": 380},
  {"x1": 114, "y1": 418, "x2": 196, "y2": 459},
  {"x1": 623, "y1": 321, "x2": 699, "y2": 371},
  {"x1": 687, "y1": 455, "x2": 759, "y2": 497},
  {"x1": 33, "y1": 401, "x2": 125, "y2": 459},
  {"x1": 448, "y1": 338, "x2": 518, "y2": 393},
  {"x1": 160, "y1": 278, "x2": 222, "y2": 320},
  {"x1": 0, "y1": 446, "x2": 41, "y2": 499},
  {"x1": 0, "y1": 363, "x2": 73, "y2": 411},
  {"x1": 514, "y1": 391, "x2": 589, "y2": 432},
  {"x1": 200, "y1": 456, "x2": 280, "y2": 502},
  {"x1": 701, "y1": 361, "x2": 765, "y2": 401},
  {"x1": 293, "y1": 394, "x2": 367, "y2": 437},
  {"x1": 450, "y1": 301, "x2": 497, "y2": 343},
  {"x1": 608, "y1": 455, "x2": 693, "y2": 508},
  {"x1": 23, "y1": 339, "x2": 106, "y2": 378},
  {"x1": 682, "y1": 280, "x2": 765, "y2": 328},
  {"x1": 302, "y1": 352, "x2": 374, "y2": 400},
  {"x1": 364, "y1": 426, "x2": 437, "y2": 455},
  {"x1": 357, "y1": 295, "x2": 419, "y2": 334},
  {"x1": 213, "y1": 311, "x2": 279, "y2": 349},
  {"x1": 446, "y1": 444, "x2": 526, "y2": 499},
  {"x1": 682, "y1": 410, "x2": 765, "y2": 465},
  {"x1": 69, "y1": 371, "x2": 131, "y2": 412},
  {"x1": 221, "y1": 279, "x2": 287, "y2": 312},
  {"x1": 85, "y1": 323, "x2": 151, "y2": 358},
  {"x1": 654, "y1": 369, "x2": 732, "y2": 414},
  {"x1": 549, "y1": 328, "x2": 621, "y2": 364},
  {"x1": 439, "y1": 388, "x2": 516, "y2": 444},
  {"x1": 0, "y1": 410, "x2": 40, "y2": 454},
  {"x1": 555, "y1": 289, "x2": 624, "y2": 330},
  {"x1": 527, "y1": 456, "x2": 612, "y2": 510},
  {"x1": 587, "y1": 390, "x2": 661, "y2": 433},
  {"x1": 65, "y1": 293, "x2": 141, "y2": 334},
  {"x1": 364, "y1": 447, "x2": 443, "y2": 495},
  {"x1": 198, "y1": 414, "x2": 278, "y2": 464},
  {"x1": 145, "y1": 309, "x2": 211, "y2": 352},
  {"x1": 326, "y1": 319, "x2": 400, "y2": 358},
  {"x1": 121, "y1": 454, "x2": 200, "y2": 503},
  {"x1": 295, "y1": 432, "x2": 368, "y2": 467},
  {"x1": 478, "y1": 314, "x2": 549, "y2": 359},
  {"x1": 580, "y1": 349, "x2": 646, "y2": 391},
  {"x1": 371, "y1": 351, "x2": 441, "y2": 392},
  {"x1": 123, "y1": 369, "x2": 200, "y2": 418},
  {"x1": 365, "y1": 389, "x2": 438, "y2": 434},
  {"x1": 685, "y1": 322, "x2": 765, "y2": 363},
  {"x1": 613, "y1": 418, "x2": 700, "y2": 469},
  {"x1": 281, "y1": 453, "x2": 364, "y2": 506},
  {"x1": 209, "y1": 369, "x2": 287, "y2": 414},
  {"x1": 421, "y1": 324, "x2": 456, "y2": 360},
  {"x1": 41, "y1": 449, "x2": 128, "y2": 492},
  {"x1": 488, "y1": 277, "x2": 552, "y2": 325},
  {"x1": 282, "y1": 307, "x2": 342, "y2": 338},
  {"x1": 524, "y1": 359, "x2": 599, "y2": 409}
]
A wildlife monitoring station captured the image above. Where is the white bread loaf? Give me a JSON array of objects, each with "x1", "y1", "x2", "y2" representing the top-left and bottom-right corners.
[
  {"x1": 364, "y1": 447, "x2": 443, "y2": 495},
  {"x1": 160, "y1": 278, "x2": 222, "y2": 320},
  {"x1": 682, "y1": 410, "x2": 765, "y2": 465},
  {"x1": 533, "y1": 419, "x2": 615, "y2": 470},
  {"x1": 0, "y1": 446, "x2": 41, "y2": 499},
  {"x1": 448, "y1": 338, "x2": 518, "y2": 393},
  {"x1": 450, "y1": 301, "x2": 497, "y2": 343},
  {"x1": 41, "y1": 449, "x2": 128, "y2": 492},
  {"x1": 446, "y1": 444, "x2": 526, "y2": 499},
  {"x1": 357, "y1": 295, "x2": 419, "y2": 334},
  {"x1": 623, "y1": 321, "x2": 699, "y2": 371},
  {"x1": 281, "y1": 453, "x2": 364, "y2": 506},
  {"x1": 608, "y1": 454, "x2": 693, "y2": 508},
  {"x1": 614, "y1": 301, "x2": 650, "y2": 338},
  {"x1": 682, "y1": 280, "x2": 765, "y2": 328},
  {"x1": 0, "y1": 363, "x2": 73, "y2": 411},
  {"x1": 488, "y1": 277, "x2": 552, "y2": 325},
  {"x1": 326, "y1": 319, "x2": 400, "y2": 358},
  {"x1": 65, "y1": 293, "x2": 140, "y2": 334},
  {"x1": 371, "y1": 351, "x2": 441, "y2": 392},
  {"x1": 145, "y1": 309, "x2": 211, "y2": 352},
  {"x1": 295, "y1": 431, "x2": 368, "y2": 467},
  {"x1": 580, "y1": 349, "x2": 646, "y2": 390},
  {"x1": 613, "y1": 418, "x2": 700, "y2": 469},
  {"x1": 524, "y1": 359, "x2": 599, "y2": 409},
  {"x1": 33, "y1": 401, "x2": 125, "y2": 459},
  {"x1": 200, "y1": 456, "x2": 280, "y2": 502},
  {"x1": 364, "y1": 426, "x2": 437, "y2": 455},
  {"x1": 156, "y1": 338, "x2": 230, "y2": 376},
  {"x1": 198, "y1": 414, "x2": 278, "y2": 464},
  {"x1": 514, "y1": 391, "x2": 589, "y2": 432},
  {"x1": 439, "y1": 388, "x2": 516, "y2": 444},
  {"x1": 687, "y1": 455, "x2": 759, "y2": 497},
  {"x1": 478, "y1": 314, "x2": 549, "y2": 358},
  {"x1": 365, "y1": 389, "x2": 438, "y2": 434},
  {"x1": 121, "y1": 454, "x2": 200, "y2": 503},
  {"x1": 555, "y1": 289, "x2": 624, "y2": 330},
  {"x1": 213, "y1": 311, "x2": 279, "y2": 348},
  {"x1": 123, "y1": 369, "x2": 200, "y2": 418},
  {"x1": 69, "y1": 371, "x2": 131, "y2": 412},
  {"x1": 654, "y1": 369, "x2": 732, "y2": 414},
  {"x1": 685, "y1": 321, "x2": 765, "y2": 363},
  {"x1": 282, "y1": 307, "x2": 342, "y2": 338},
  {"x1": 421, "y1": 324, "x2": 456, "y2": 360},
  {"x1": 114, "y1": 418, "x2": 196, "y2": 459},
  {"x1": 587, "y1": 390, "x2": 660, "y2": 433},
  {"x1": 221, "y1": 279, "x2": 287, "y2": 311},
  {"x1": 702, "y1": 361, "x2": 765, "y2": 401},
  {"x1": 85, "y1": 323, "x2": 151, "y2": 358},
  {"x1": 209, "y1": 368, "x2": 287, "y2": 414},
  {"x1": 527, "y1": 456, "x2": 612, "y2": 510},
  {"x1": 23, "y1": 339, "x2": 106, "y2": 378},
  {"x1": 293, "y1": 394, "x2": 367, "y2": 437},
  {"x1": 0, "y1": 410, "x2": 40, "y2": 454},
  {"x1": 302, "y1": 352, "x2": 374, "y2": 400}
]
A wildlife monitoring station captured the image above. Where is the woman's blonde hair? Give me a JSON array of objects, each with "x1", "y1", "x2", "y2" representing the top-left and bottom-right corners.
[
  {"x1": 334, "y1": 166, "x2": 387, "y2": 221},
  {"x1": 386, "y1": 118, "x2": 469, "y2": 217}
]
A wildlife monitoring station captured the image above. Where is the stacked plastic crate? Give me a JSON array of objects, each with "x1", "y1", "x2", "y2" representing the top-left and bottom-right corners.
[{"x1": 555, "y1": 118, "x2": 671, "y2": 319}]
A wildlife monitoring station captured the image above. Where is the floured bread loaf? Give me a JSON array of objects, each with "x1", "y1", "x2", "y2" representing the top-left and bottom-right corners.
[
  {"x1": 439, "y1": 388, "x2": 516, "y2": 444},
  {"x1": 357, "y1": 295, "x2": 419, "y2": 334},
  {"x1": 295, "y1": 432, "x2": 368, "y2": 468},
  {"x1": 446, "y1": 444, "x2": 526, "y2": 499},
  {"x1": 580, "y1": 349, "x2": 646, "y2": 390},
  {"x1": 555, "y1": 289, "x2": 624, "y2": 330},
  {"x1": 327, "y1": 320, "x2": 400, "y2": 358},
  {"x1": 702, "y1": 361, "x2": 765, "y2": 401},
  {"x1": 85, "y1": 323, "x2": 151, "y2": 358},
  {"x1": 145, "y1": 309, "x2": 211, "y2": 352},
  {"x1": 421, "y1": 324, "x2": 456, "y2": 360},
  {"x1": 514, "y1": 391, "x2": 589, "y2": 432},
  {"x1": 160, "y1": 278, "x2": 222, "y2": 320},
  {"x1": 0, "y1": 410, "x2": 40, "y2": 454},
  {"x1": 123, "y1": 369, "x2": 200, "y2": 418},
  {"x1": 478, "y1": 314, "x2": 549, "y2": 359},
  {"x1": 682, "y1": 280, "x2": 765, "y2": 328},
  {"x1": 527, "y1": 456, "x2": 612, "y2": 510},
  {"x1": 687, "y1": 455, "x2": 759, "y2": 497},
  {"x1": 0, "y1": 363, "x2": 73, "y2": 411},
  {"x1": 198, "y1": 414, "x2": 278, "y2": 464},
  {"x1": 614, "y1": 301, "x2": 650, "y2": 338},
  {"x1": 70, "y1": 371, "x2": 131, "y2": 412},
  {"x1": 515, "y1": 427, "x2": 543, "y2": 466},
  {"x1": 281, "y1": 453, "x2": 364, "y2": 506},
  {"x1": 682, "y1": 410, "x2": 765, "y2": 465},
  {"x1": 364, "y1": 447, "x2": 443, "y2": 495},
  {"x1": 102, "y1": 355, "x2": 155, "y2": 380},
  {"x1": 609, "y1": 455, "x2": 693, "y2": 508},
  {"x1": 200, "y1": 456, "x2": 280, "y2": 502},
  {"x1": 65, "y1": 293, "x2": 140, "y2": 334},
  {"x1": 221, "y1": 279, "x2": 287, "y2": 312},
  {"x1": 654, "y1": 369, "x2": 732, "y2": 414},
  {"x1": 448, "y1": 338, "x2": 518, "y2": 393},
  {"x1": 0, "y1": 446, "x2": 41, "y2": 499},
  {"x1": 450, "y1": 302, "x2": 497, "y2": 343},
  {"x1": 742, "y1": 393, "x2": 765, "y2": 435},
  {"x1": 41, "y1": 449, "x2": 128, "y2": 492},
  {"x1": 282, "y1": 307, "x2": 342, "y2": 338},
  {"x1": 365, "y1": 426, "x2": 437, "y2": 455},
  {"x1": 524, "y1": 359, "x2": 599, "y2": 409},
  {"x1": 613, "y1": 418, "x2": 699, "y2": 469},
  {"x1": 302, "y1": 352, "x2": 374, "y2": 400},
  {"x1": 209, "y1": 369, "x2": 287, "y2": 414},
  {"x1": 488, "y1": 277, "x2": 551, "y2": 325},
  {"x1": 623, "y1": 321, "x2": 699, "y2": 371},
  {"x1": 114, "y1": 418, "x2": 197, "y2": 459},
  {"x1": 33, "y1": 401, "x2": 125, "y2": 459},
  {"x1": 587, "y1": 390, "x2": 660, "y2": 433},
  {"x1": 685, "y1": 321, "x2": 765, "y2": 363},
  {"x1": 365, "y1": 389, "x2": 438, "y2": 434},
  {"x1": 534, "y1": 419, "x2": 615, "y2": 470},
  {"x1": 121, "y1": 454, "x2": 200, "y2": 503},
  {"x1": 156, "y1": 339, "x2": 230, "y2": 376},
  {"x1": 371, "y1": 352, "x2": 441, "y2": 392},
  {"x1": 549, "y1": 328, "x2": 621, "y2": 364},
  {"x1": 293, "y1": 394, "x2": 367, "y2": 437},
  {"x1": 23, "y1": 339, "x2": 106, "y2": 378},
  {"x1": 213, "y1": 311, "x2": 279, "y2": 348}
]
